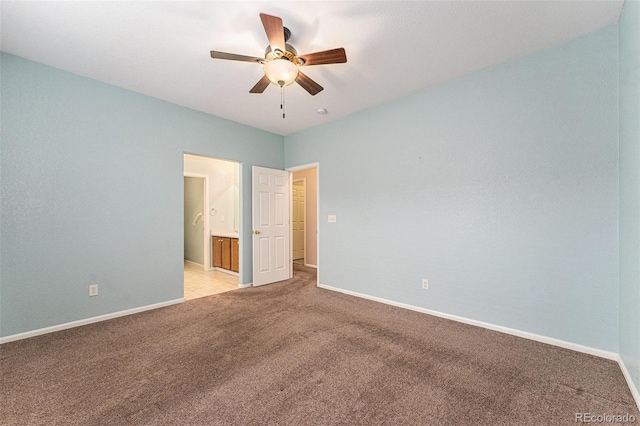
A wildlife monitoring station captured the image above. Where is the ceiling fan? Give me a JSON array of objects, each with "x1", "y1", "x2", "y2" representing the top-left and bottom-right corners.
[{"x1": 209, "y1": 13, "x2": 347, "y2": 96}]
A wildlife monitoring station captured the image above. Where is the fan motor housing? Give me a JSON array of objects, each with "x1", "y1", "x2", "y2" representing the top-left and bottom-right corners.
[
  {"x1": 264, "y1": 43, "x2": 301, "y2": 65},
  {"x1": 263, "y1": 28, "x2": 303, "y2": 65}
]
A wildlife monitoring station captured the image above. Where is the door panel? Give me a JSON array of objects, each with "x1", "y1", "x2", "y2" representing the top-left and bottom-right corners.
[
  {"x1": 259, "y1": 192, "x2": 270, "y2": 226},
  {"x1": 258, "y1": 237, "x2": 270, "y2": 272},
  {"x1": 275, "y1": 192, "x2": 285, "y2": 225},
  {"x1": 275, "y1": 236, "x2": 286, "y2": 269},
  {"x1": 231, "y1": 239, "x2": 239, "y2": 272},
  {"x1": 221, "y1": 237, "x2": 231, "y2": 270},
  {"x1": 252, "y1": 166, "x2": 291, "y2": 286},
  {"x1": 292, "y1": 182, "x2": 305, "y2": 260},
  {"x1": 212, "y1": 237, "x2": 222, "y2": 267}
]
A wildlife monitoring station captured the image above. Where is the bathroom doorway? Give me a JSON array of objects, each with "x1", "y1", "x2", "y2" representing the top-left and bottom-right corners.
[{"x1": 183, "y1": 153, "x2": 240, "y2": 299}]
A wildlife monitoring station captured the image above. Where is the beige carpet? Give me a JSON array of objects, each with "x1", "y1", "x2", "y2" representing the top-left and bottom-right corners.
[{"x1": 1, "y1": 265, "x2": 638, "y2": 425}]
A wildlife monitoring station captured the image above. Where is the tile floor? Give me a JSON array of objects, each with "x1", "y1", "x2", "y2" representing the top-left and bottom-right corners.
[{"x1": 184, "y1": 261, "x2": 239, "y2": 300}]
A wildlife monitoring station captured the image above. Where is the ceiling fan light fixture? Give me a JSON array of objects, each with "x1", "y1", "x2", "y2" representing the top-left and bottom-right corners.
[
  {"x1": 210, "y1": 13, "x2": 344, "y2": 96},
  {"x1": 263, "y1": 58, "x2": 299, "y2": 87}
]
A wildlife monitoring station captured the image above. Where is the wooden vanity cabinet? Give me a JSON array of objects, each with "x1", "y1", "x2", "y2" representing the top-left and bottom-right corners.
[
  {"x1": 212, "y1": 237, "x2": 219, "y2": 267},
  {"x1": 213, "y1": 236, "x2": 231, "y2": 270},
  {"x1": 231, "y1": 238, "x2": 239, "y2": 272},
  {"x1": 212, "y1": 236, "x2": 239, "y2": 272}
]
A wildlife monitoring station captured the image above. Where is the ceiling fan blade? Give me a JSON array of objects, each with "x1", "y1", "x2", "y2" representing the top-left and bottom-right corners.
[
  {"x1": 249, "y1": 75, "x2": 271, "y2": 94},
  {"x1": 295, "y1": 71, "x2": 323, "y2": 96},
  {"x1": 210, "y1": 51, "x2": 263, "y2": 63},
  {"x1": 259, "y1": 13, "x2": 285, "y2": 51},
  {"x1": 299, "y1": 48, "x2": 347, "y2": 66}
]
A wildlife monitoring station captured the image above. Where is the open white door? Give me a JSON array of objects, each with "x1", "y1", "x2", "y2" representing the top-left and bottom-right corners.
[{"x1": 252, "y1": 166, "x2": 291, "y2": 286}]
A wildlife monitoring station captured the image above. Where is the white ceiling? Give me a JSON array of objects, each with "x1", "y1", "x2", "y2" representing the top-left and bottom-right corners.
[{"x1": 0, "y1": 1, "x2": 624, "y2": 136}]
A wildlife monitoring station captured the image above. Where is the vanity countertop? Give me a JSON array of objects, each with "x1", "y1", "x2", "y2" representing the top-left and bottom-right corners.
[{"x1": 211, "y1": 229, "x2": 239, "y2": 239}]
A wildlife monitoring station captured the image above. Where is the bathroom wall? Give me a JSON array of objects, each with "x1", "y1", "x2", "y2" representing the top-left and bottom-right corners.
[
  {"x1": 183, "y1": 176, "x2": 205, "y2": 264},
  {"x1": 183, "y1": 154, "x2": 238, "y2": 233}
]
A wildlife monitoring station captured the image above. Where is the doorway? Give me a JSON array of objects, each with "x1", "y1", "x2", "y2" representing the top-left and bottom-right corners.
[
  {"x1": 292, "y1": 179, "x2": 306, "y2": 264},
  {"x1": 184, "y1": 153, "x2": 241, "y2": 299},
  {"x1": 287, "y1": 163, "x2": 319, "y2": 283}
]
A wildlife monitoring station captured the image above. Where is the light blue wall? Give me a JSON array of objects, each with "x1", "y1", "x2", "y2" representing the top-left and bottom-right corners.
[
  {"x1": 285, "y1": 26, "x2": 619, "y2": 351},
  {"x1": 0, "y1": 21, "x2": 628, "y2": 357},
  {"x1": 619, "y1": 0, "x2": 640, "y2": 399},
  {"x1": 0, "y1": 53, "x2": 283, "y2": 337}
]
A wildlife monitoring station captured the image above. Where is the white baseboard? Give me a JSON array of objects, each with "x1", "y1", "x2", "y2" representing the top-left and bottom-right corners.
[
  {"x1": 184, "y1": 259, "x2": 214, "y2": 272},
  {"x1": 317, "y1": 284, "x2": 618, "y2": 361},
  {"x1": 0, "y1": 298, "x2": 185, "y2": 345},
  {"x1": 238, "y1": 283, "x2": 252, "y2": 289},
  {"x1": 617, "y1": 355, "x2": 640, "y2": 411},
  {"x1": 213, "y1": 267, "x2": 239, "y2": 277},
  {"x1": 304, "y1": 263, "x2": 318, "y2": 269}
]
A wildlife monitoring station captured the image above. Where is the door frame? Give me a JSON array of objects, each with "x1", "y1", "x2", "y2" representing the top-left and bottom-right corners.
[
  {"x1": 184, "y1": 172, "x2": 211, "y2": 270},
  {"x1": 292, "y1": 178, "x2": 307, "y2": 263},
  {"x1": 286, "y1": 162, "x2": 320, "y2": 284}
]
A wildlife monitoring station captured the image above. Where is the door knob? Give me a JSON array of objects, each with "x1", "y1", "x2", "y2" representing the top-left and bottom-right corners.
[{"x1": 254, "y1": 230, "x2": 261, "y2": 234}]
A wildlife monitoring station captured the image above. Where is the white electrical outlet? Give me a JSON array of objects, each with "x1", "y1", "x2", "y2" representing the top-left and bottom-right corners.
[
  {"x1": 220, "y1": 215, "x2": 225, "y2": 222},
  {"x1": 422, "y1": 279, "x2": 429, "y2": 290},
  {"x1": 328, "y1": 215, "x2": 337, "y2": 223},
  {"x1": 89, "y1": 284, "x2": 99, "y2": 296}
]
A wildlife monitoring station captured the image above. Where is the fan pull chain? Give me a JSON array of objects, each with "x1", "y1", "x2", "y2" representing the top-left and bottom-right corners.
[{"x1": 280, "y1": 85, "x2": 286, "y2": 119}]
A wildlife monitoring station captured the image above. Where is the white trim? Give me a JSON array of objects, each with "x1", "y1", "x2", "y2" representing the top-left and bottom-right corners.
[
  {"x1": 238, "y1": 283, "x2": 253, "y2": 289},
  {"x1": 317, "y1": 284, "x2": 618, "y2": 361},
  {"x1": 0, "y1": 298, "x2": 185, "y2": 344},
  {"x1": 316, "y1": 164, "x2": 320, "y2": 284},
  {"x1": 184, "y1": 171, "x2": 211, "y2": 270},
  {"x1": 183, "y1": 259, "x2": 203, "y2": 267},
  {"x1": 237, "y1": 161, "x2": 243, "y2": 287},
  {"x1": 304, "y1": 263, "x2": 318, "y2": 269},
  {"x1": 288, "y1": 177, "x2": 294, "y2": 279},
  {"x1": 286, "y1": 163, "x2": 320, "y2": 173},
  {"x1": 212, "y1": 267, "x2": 239, "y2": 277},
  {"x1": 617, "y1": 355, "x2": 640, "y2": 411}
]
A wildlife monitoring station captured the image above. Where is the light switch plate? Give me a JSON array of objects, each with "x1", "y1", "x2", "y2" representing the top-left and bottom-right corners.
[{"x1": 328, "y1": 215, "x2": 337, "y2": 223}]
